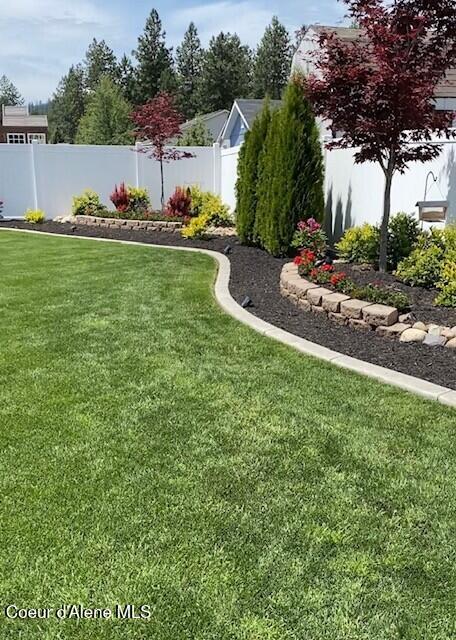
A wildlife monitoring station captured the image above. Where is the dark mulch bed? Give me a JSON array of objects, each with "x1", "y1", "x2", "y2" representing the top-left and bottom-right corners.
[
  {"x1": 2, "y1": 220, "x2": 455, "y2": 391},
  {"x1": 334, "y1": 263, "x2": 456, "y2": 326}
]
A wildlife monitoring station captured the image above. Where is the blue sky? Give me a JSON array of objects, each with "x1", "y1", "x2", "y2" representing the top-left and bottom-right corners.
[{"x1": 1, "y1": 0, "x2": 345, "y2": 102}]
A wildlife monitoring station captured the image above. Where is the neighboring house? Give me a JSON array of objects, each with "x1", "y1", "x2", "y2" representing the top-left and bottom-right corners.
[
  {"x1": 0, "y1": 105, "x2": 48, "y2": 144},
  {"x1": 218, "y1": 99, "x2": 283, "y2": 149},
  {"x1": 292, "y1": 25, "x2": 456, "y2": 121},
  {"x1": 180, "y1": 110, "x2": 229, "y2": 143}
]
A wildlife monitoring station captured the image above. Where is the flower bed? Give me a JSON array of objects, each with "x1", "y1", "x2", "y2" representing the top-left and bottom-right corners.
[{"x1": 281, "y1": 262, "x2": 456, "y2": 348}]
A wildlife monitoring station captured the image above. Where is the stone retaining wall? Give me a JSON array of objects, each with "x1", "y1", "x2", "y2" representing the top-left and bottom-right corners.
[
  {"x1": 281, "y1": 263, "x2": 456, "y2": 349},
  {"x1": 74, "y1": 215, "x2": 183, "y2": 232}
]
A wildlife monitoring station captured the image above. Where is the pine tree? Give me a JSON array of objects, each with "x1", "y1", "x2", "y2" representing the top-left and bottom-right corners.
[
  {"x1": 133, "y1": 9, "x2": 173, "y2": 103},
  {"x1": 236, "y1": 101, "x2": 271, "y2": 244},
  {"x1": 118, "y1": 54, "x2": 137, "y2": 103},
  {"x1": 48, "y1": 66, "x2": 86, "y2": 143},
  {"x1": 253, "y1": 17, "x2": 292, "y2": 100},
  {"x1": 75, "y1": 77, "x2": 134, "y2": 145},
  {"x1": 84, "y1": 38, "x2": 119, "y2": 91},
  {"x1": 256, "y1": 79, "x2": 324, "y2": 256},
  {"x1": 198, "y1": 33, "x2": 252, "y2": 112},
  {"x1": 0, "y1": 76, "x2": 24, "y2": 107},
  {"x1": 177, "y1": 117, "x2": 214, "y2": 146},
  {"x1": 176, "y1": 22, "x2": 204, "y2": 119}
]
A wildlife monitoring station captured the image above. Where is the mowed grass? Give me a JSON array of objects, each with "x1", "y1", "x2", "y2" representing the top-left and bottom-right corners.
[{"x1": 0, "y1": 231, "x2": 456, "y2": 640}]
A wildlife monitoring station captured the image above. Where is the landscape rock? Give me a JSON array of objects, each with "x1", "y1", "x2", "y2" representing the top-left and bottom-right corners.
[
  {"x1": 322, "y1": 292, "x2": 351, "y2": 313},
  {"x1": 399, "y1": 313, "x2": 413, "y2": 323},
  {"x1": 427, "y1": 324, "x2": 444, "y2": 336},
  {"x1": 413, "y1": 322, "x2": 428, "y2": 332},
  {"x1": 311, "y1": 305, "x2": 327, "y2": 315},
  {"x1": 446, "y1": 338, "x2": 456, "y2": 349},
  {"x1": 298, "y1": 299, "x2": 311, "y2": 312},
  {"x1": 376, "y1": 323, "x2": 411, "y2": 338},
  {"x1": 362, "y1": 304, "x2": 398, "y2": 327},
  {"x1": 328, "y1": 312, "x2": 347, "y2": 326},
  {"x1": 400, "y1": 328, "x2": 427, "y2": 343},
  {"x1": 423, "y1": 334, "x2": 447, "y2": 347},
  {"x1": 442, "y1": 328, "x2": 456, "y2": 340},
  {"x1": 340, "y1": 299, "x2": 372, "y2": 320},
  {"x1": 348, "y1": 319, "x2": 372, "y2": 332},
  {"x1": 307, "y1": 287, "x2": 332, "y2": 306}
]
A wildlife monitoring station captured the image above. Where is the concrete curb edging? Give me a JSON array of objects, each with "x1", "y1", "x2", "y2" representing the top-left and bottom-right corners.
[{"x1": 2, "y1": 227, "x2": 455, "y2": 409}]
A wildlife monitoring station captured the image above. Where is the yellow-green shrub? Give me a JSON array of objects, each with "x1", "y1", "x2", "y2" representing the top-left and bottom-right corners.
[
  {"x1": 72, "y1": 189, "x2": 105, "y2": 217},
  {"x1": 335, "y1": 224, "x2": 380, "y2": 264},
  {"x1": 24, "y1": 209, "x2": 45, "y2": 224},
  {"x1": 182, "y1": 187, "x2": 232, "y2": 238}
]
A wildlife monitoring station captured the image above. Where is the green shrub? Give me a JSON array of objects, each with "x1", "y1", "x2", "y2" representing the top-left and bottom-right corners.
[
  {"x1": 236, "y1": 101, "x2": 271, "y2": 245},
  {"x1": 394, "y1": 244, "x2": 443, "y2": 288},
  {"x1": 24, "y1": 209, "x2": 45, "y2": 224},
  {"x1": 72, "y1": 190, "x2": 105, "y2": 217},
  {"x1": 387, "y1": 212, "x2": 421, "y2": 269},
  {"x1": 335, "y1": 224, "x2": 380, "y2": 264}
]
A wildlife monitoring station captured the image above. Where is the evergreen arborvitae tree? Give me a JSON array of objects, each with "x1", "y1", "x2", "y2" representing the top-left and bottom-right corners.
[
  {"x1": 133, "y1": 9, "x2": 173, "y2": 103},
  {"x1": 254, "y1": 108, "x2": 282, "y2": 249},
  {"x1": 75, "y1": 77, "x2": 134, "y2": 145},
  {"x1": 253, "y1": 17, "x2": 292, "y2": 100},
  {"x1": 256, "y1": 78, "x2": 324, "y2": 256},
  {"x1": 118, "y1": 54, "x2": 137, "y2": 104},
  {"x1": 84, "y1": 38, "x2": 119, "y2": 91},
  {"x1": 0, "y1": 76, "x2": 24, "y2": 107},
  {"x1": 176, "y1": 22, "x2": 204, "y2": 119},
  {"x1": 177, "y1": 117, "x2": 214, "y2": 146},
  {"x1": 48, "y1": 66, "x2": 86, "y2": 143},
  {"x1": 236, "y1": 101, "x2": 271, "y2": 244},
  {"x1": 198, "y1": 33, "x2": 252, "y2": 111}
]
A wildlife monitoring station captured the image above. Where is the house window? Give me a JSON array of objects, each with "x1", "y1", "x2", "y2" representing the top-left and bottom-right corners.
[
  {"x1": 7, "y1": 133, "x2": 26, "y2": 144},
  {"x1": 27, "y1": 133, "x2": 46, "y2": 144}
]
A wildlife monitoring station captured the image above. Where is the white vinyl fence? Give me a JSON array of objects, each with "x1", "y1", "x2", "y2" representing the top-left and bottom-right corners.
[
  {"x1": 1, "y1": 139, "x2": 455, "y2": 233},
  {"x1": 0, "y1": 143, "x2": 219, "y2": 219}
]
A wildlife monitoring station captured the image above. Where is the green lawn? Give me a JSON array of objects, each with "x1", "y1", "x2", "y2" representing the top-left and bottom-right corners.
[{"x1": 1, "y1": 231, "x2": 456, "y2": 640}]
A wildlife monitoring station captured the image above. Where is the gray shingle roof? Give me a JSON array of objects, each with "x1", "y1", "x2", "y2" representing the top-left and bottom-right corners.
[{"x1": 235, "y1": 99, "x2": 283, "y2": 128}]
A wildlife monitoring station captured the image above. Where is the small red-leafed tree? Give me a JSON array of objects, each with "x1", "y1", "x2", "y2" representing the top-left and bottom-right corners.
[
  {"x1": 306, "y1": 0, "x2": 456, "y2": 271},
  {"x1": 131, "y1": 92, "x2": 194, "y2": 208}
]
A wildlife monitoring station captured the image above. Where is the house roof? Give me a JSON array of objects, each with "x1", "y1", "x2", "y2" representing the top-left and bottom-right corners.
[
  {"x1": 304, "y1": 25, "x2": 456, "y2": 98},
  {"x1": 1, "y1": 105, "x2": 48, "y2": 128},
  {"x1": 218, "y1": 99, "x2": 283, "y2": 144},
  {"x1": 180, "y1": 109, "x2": 229, "y2": 132}
]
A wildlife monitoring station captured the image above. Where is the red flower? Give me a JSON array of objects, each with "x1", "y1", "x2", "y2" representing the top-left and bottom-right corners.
[
  {"x1": 330, "y1": 272, "x2": 347, "y2": 286},
  {"x1": 322, "y1": 263, "x2": 334, "y2": 272},
  {"x1": 294, "y1": 256, "x2": 304, "y2": 266}
]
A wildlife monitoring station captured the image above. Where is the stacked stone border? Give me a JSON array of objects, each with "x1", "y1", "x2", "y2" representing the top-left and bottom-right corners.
[
  {"x1": 74, "y1": 215, "x2": 182, "y2": 232},
  {"x1": 281, "y1": 263, "x2": 456, "y2": 350},
  {"x1": 1, "y1": 227, "x2": 455, "y2": 408}
]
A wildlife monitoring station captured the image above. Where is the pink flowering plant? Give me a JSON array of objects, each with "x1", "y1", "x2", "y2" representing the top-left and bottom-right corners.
[{"x1": 291, "y1": 218, "x2": 328, "y2": 257}]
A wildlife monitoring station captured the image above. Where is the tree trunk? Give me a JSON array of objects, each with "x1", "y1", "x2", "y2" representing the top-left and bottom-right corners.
[
  {"x1": 160, "y1": 159, "x2": 165, "y2": 210},
  {"x1": 379, "y1": 161, "x2": 394, "y2": 273}
]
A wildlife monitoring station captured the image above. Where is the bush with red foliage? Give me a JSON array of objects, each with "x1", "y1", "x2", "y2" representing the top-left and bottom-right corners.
[
  {"x1": 165, "y1": 187, "x2": 192, "y2": 218},
  {"x1": 110, "y1": 183, "x2": 130, "y2": 213}
]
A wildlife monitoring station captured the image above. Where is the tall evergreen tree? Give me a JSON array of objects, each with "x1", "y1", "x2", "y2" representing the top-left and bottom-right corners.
[
  {"x1": 253, "y1": 17, "x2": 292, "y2": 99},
  {"x1": 76, "y1": 77, "x2": 134, "y2": 145},
  {"x1": 198, "y1": 33, "x2": 252, "y2": 111},
  {"x1": 176, "y1": 22, "x2": 204, "y2": 119},
  {"x1": 256, "y1": 78, "x2": 324, "y2": 256},
  {"x1": 84, "y1": 38, "x2": 119, "y2": 91},
  {"x1": 177, "y1": 117, "x2": 214, "y2": 146},
  {"x1": 0, "y1": 76, "x2": 24, "y2": 107},
  {"x1": 118, "y1": 54, "x2": 137, "y2": 104},
  {"x1": 48, "y1": 66, "x2": 86, "y2": 143},
  {"x1": 133, "y1": 9, "x2": 174, "y2": 103},
  {"x1": 236, "y1": 101, "x2": 271, "y2": 243}
]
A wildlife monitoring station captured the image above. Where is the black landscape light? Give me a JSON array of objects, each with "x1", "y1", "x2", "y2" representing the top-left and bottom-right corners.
[
  {"x1": 241, "y1": 296, "x2": 253, "y2": 308},
  {"x1": 224, "y1": 245, "x2": 232, "y2": 255}
]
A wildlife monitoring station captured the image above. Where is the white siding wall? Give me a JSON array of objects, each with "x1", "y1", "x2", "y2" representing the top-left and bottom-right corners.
[{"x1": 220, "y1": 146, "x2": 240, "y2": 213}]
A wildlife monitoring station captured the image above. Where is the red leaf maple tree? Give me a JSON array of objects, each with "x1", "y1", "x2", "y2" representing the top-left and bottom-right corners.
[
  {"x1": 131, "y1": 92, "x2": 194, "y2": 208},
  {"x1": 306, "y1": 0, "x2": 456, "y2": 271}
]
